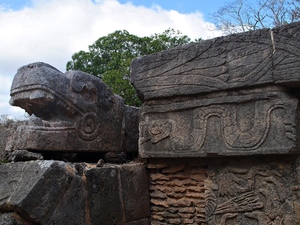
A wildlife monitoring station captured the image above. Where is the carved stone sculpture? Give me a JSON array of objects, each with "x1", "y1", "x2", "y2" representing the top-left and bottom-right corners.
[
  {"x1": 7, "y1": 62, "x2": 139, "y2": 152},
  {"x1": 139, "y1": 86, "x2": 299, "y2": 157},
  {"x1": 204, "y1": 156, "x2": 300, "y2": 225},
  {"x1": 131, "y1": 22, "x2": 300, "y2": 100},
  {"x1": 131, "y1": 22, "x2": 300, "y2": 158}
]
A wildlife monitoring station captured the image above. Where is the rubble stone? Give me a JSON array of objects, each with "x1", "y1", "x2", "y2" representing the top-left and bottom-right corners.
[{"x1": 0, "y1": 161, "x2": 150, "y2": 225}]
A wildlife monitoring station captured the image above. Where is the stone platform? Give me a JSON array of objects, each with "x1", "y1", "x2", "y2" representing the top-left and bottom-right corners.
[{"x1": 131, "y1": 22, "x2": 300, "y2": 158}]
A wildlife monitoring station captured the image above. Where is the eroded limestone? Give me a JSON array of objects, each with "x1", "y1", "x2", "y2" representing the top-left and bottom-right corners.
[
  {"x1": 132, "y1": 22, "x2": 300, "y2": 158},
  {"x1": 7, "y1": 62, "x2": 139, "y2": 153},
  {"x1": 0, "y1": 160, "x2": 150, "y2": 225},
  {"x1": 139, "y1": 86, "x2": 300, "y2": 157},
  {"x1": 131, "y1": 22, "x2": 300, "y2": 100}
]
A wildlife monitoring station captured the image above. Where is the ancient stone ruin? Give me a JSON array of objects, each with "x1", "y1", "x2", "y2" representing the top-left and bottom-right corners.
[
  {"x1": 2, "y1": 21, "x2": 300, "y2": 224},
  {"x1": 7, "y1": 62, "x2": 139, "y2": 153}
]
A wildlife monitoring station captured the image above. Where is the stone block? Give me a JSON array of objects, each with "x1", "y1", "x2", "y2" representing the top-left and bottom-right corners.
[
  {"x1": 45, "y1": 175, "x2": 86, "y2": 225},
  {"x1": 139, "y1": 86, "x2": 300, "y2": 157},
  {"x1": 148, "y1": 157, "x2": 300, "y2": 224},
  {"x1": 0, "y1": 161, "x2": 74, "y2": 223},
  {"x1": 131, "y1": 22, "x2": 300, "y2": 100},
  {"x1": 126, "y1": 218, "x2": 150, "y2": 225},
  {"x1": 0, "y1": 213, "x2": 25, "y2": 225},
  {"x1": 132, "y1": 22, "x2": 300, "y2": 158},
  {"x1": 85, "y1": 166, "x2": 123, "y2": 225},
  {"x1": 0, "y1": 123, "x2": 7, "y2": 158},
  {"x1": 85, "y1": 163, "x2": 150, "y2": 225},
  {"x1": 8, "y1": 62, "x2": 139, "y2": 153},
  {"x1": 150, "y1": 199, "x2": 169, "y2": 208},
  {"x1": 150, "y1": 190, "x2": 167, "y2": 199},
  {"x1": 0, "y1": 161, "x2": 150, "y2": 225},
  {"x1": 205, "y1": 156, "x2": 300, "y2": 225},
  {"x1": 8, "y1": 150, "x2": 43, "y2": 162},
  {"x1": 120, "y1": 164, "x2": 150, "y2": 222}
]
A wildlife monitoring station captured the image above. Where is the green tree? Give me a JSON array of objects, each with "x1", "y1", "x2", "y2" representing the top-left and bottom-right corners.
[{"x1": 66, "y1": 29, "x2": 200, "y2": 106}]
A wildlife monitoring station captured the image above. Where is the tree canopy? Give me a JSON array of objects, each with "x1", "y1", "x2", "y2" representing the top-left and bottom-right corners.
[
  {"x1": 66, "y1": 29, "x2": 200, "y2": 106},
  {"x1": 212, "y1": 0, "x2": 300, "y2": 34}
]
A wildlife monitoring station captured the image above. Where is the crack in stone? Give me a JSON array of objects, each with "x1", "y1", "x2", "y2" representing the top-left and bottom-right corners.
[{"x1": 270, "y1": 30, "x2": 276, "y2": 54}]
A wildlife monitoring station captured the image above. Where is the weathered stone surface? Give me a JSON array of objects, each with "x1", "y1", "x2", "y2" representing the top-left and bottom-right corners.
[
  {"x1": 139, "y1": 86, "x2": 300, "y2": 157},
  {"x1": 148, "y1": 157, "x2": 300, "y2": 225},
  {"x1": 0, "y1": 213, "x2": 26, "y2": 225},
  {"x1": 85, "y1": 166, "x2": 123, "y2": 224},
  {"x1": 0, "y1": 119, "x2": 24, "y2": 161},
  {"x1": 85, "y1": 163, "x2": 150, "y2": 225},
  {"x1": 0, "y1": 123, "x2": 8, "y2": 159},
  {"x1": 0, "y1": 161, "x2": 74, "y2": 223},
  {"x1": 104, "y1": 151, "x2": 127, "y2": 163},
  {"x1": 133, "y1": 23, "x2": 300, "y2": 158},
  {"x1": 8, "y1": 150, "x2": 43, "y2": 162},
  {"x1": 131, "y1": 22, "x2": 300, "y2": 100},
  {"x1": 46, "y1": 175, "x2": 86, "y2": 225},
  {"x1": 126, "y1": 218, "x2": 150, "y2": 225},
  {"x1": 149, "y1": 160, "x2": 206, "y2": 224},
  {"x1": 0, "y1": 161, "x2": 150, "y2": 225},
  {"x1": 120, "y1": 163, "x2": 151, "y2": 222},
  {"x1": 124, "y1": 106, "x2": 139, "y2": 152},
  {"x1": 8, "y1": 62, "x2": 139, "y2": 153},
  {"x1": 205, "y1": 156, "x2": 299, "y2": 225}
]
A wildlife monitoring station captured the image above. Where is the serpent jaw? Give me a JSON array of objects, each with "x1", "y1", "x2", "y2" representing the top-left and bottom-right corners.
[{"x1": 7, "y1": 62, "x2": 132, "y2": 152}]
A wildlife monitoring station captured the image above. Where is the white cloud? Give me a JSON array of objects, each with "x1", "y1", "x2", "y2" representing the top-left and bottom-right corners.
[{"x1": 0, "y1": 0, "x2": 222, "y2": 118}]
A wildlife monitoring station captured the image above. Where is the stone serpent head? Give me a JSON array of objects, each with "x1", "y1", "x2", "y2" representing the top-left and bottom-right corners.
[{"x1": 8, "y1": 62, "x2": 138, "y2": 153}]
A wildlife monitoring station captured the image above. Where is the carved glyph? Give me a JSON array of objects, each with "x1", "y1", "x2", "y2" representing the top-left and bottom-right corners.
[
  {"x1": 139, "y1": 86, "x2": 299, "y2": 157},
  {"x1": 204, "y1": 159, "x2": 299, "y2": 224},
  {"x1": 131, "y1": 22, "x2": 300, "y2": 100}
]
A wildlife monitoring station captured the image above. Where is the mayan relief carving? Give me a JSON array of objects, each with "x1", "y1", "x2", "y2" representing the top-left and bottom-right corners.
[
  {"x1": 204, "y1": 158, "x2": 299, "y2": 225},
  {"x1": 139, "y1": 86, "x2": 299, "y2": 157},
  {"x1": 131, "y1": 23, "x2": 300, "y2": 100},
  {"x1": 7, "y1": 62, "x2": 139, "y2": 152},
  {"x1": 131, "y1": 22, "x2": 300, "y2": 158}
]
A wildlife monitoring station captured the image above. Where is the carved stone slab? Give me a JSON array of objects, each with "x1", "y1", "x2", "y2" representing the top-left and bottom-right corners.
[
  {"x1": 8, "y1": 62, "x2": 139, "y2": 152},
  {"x1": 131, "y1": 22, "x2": 300, "y2": 101},
  {"x1": 139, "y1": 86, "x2": 300, "y2": 157},
  {"x1": 147, "y1": 156, "x2": 300, "y2": 224},
  {"x1": 205, "y1": 156, "x2": 300, "y2": 224}
]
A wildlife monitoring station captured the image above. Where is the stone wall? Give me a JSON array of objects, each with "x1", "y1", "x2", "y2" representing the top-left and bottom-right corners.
[
  {"x1": 0, "y1": 119, "x2": 27, "y2": 161},
  {"x1": 147, "y1": 156, "x2": 300, "y2": 224},
  {"x1": 0, "y1": 118, "x2": 15, "y2": 160},
  {"x1": 0, "y1": 123, "x2": 7, "y2": 157},
  {"x1": 0, "y1": 161, "x2": 150, "y2": 225},
  {"x1": 130, "y1": 22, "x2": 300, "y2": 225},
  {"x1": 4, "y1": 21, "x2": 300, "y2": 225},
  {"x1": 148, "y1": 159, "x2": 206, "y2": 225}
]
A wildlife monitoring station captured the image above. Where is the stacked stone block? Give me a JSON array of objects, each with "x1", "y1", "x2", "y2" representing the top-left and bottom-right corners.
[
  {"x1": 147, "y1": 156, "x2": 300, "y2": 225},
  {"x1": 5, "y1": 20, "x2": 300, "y2": 225},
  {"x1": 130, "y1": 22, "x2": 300, "y2": 224},
  {"x1": 147, "y1": 160, "x2": 206, "y2": 225},
  {"x1": 0, "y1": 161, "x2": 150, "y2": 225}
]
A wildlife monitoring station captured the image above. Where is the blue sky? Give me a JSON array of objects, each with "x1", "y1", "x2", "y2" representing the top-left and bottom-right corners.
[
  {"x1": 0, "y1": 0, "x2": 225, "y2": 117},
  {"x1": 1, "y1": 0, "x2": 225, "y2": 21},
  {"x1": 117, "y1": 0, "x2": 225, "y2": 19},
  {"x1": 0, "y1": 0, "x2": 33, "y2": 10}
]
